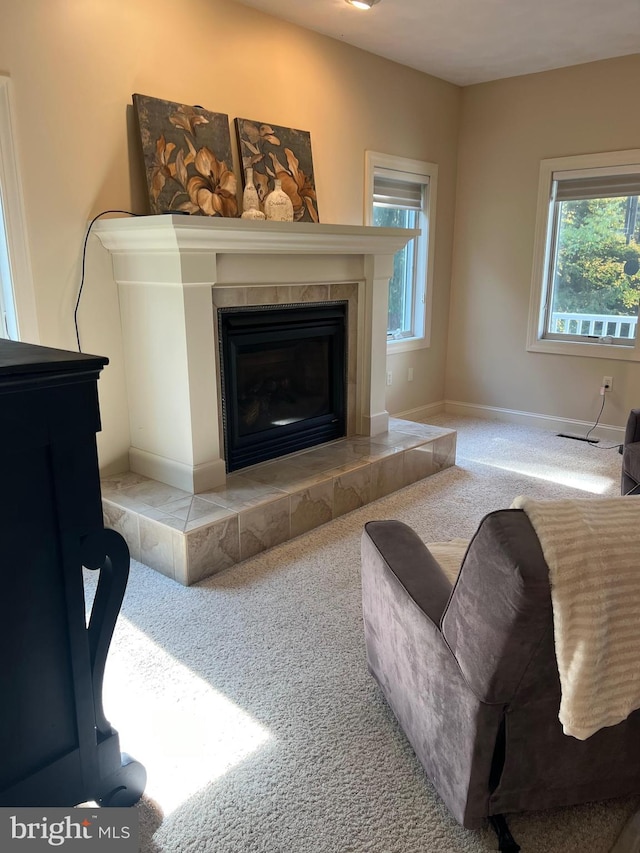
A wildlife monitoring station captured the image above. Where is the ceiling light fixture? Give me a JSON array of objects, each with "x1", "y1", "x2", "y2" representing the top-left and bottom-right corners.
[{"x1": 345, "y1": 0, "x2": 381, "y2": 9}]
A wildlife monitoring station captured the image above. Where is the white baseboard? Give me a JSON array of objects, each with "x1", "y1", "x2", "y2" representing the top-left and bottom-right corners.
[
  {"x1": 129, "y1": 446, "x2": 227, "y2": 493},
  {"x1": 443, "y1": 400, "x2": 624, "y2": 444},
  {"x1": 392, "y1": 401, "x2": 446, "y2": 422}
]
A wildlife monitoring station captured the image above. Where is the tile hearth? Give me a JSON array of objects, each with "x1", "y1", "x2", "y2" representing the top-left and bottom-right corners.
[{"x1": 101, "y1": 419, "x2": 456, "y2": 586}]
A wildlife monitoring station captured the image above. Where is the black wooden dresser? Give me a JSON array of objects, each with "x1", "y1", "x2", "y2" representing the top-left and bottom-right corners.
[{"x1": 0, "y1": 339, "x2": 145, "y2": 807}]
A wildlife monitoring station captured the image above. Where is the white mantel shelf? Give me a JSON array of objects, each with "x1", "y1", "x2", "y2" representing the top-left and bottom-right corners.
[
  {"x1": 94, "y1": 214, "x2": 416, "y2": 494},
  {"x1": 93, "y1": 214, "x2": 418, "y2": 256}
]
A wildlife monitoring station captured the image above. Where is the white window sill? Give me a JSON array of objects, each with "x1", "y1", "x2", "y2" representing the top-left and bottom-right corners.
[
  {"x1": 527, "y1": 337, "x2": 640, "y2": 362},
  {"x1": 387, "y1": 335, "x2": 429, "y2": 354}
]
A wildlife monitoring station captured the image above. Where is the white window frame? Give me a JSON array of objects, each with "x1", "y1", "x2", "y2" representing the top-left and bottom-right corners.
[
  {"x1": 527, "y1": 149, "x2": 640, "y2": 362},
  {"x1": 365, "y1": 151, "x2": 437, "y2": 353},
  {"x1": 0, "y1": 75, "x2": 38, "y2": 342}
]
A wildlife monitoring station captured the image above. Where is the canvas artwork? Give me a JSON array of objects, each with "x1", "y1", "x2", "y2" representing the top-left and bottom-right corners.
[
  {"x1": 133, "y1": 94, "x2": 238, "y2": 217},
  {"x1": 235, "y1": 118, "x2": 319, "y2": 223}
]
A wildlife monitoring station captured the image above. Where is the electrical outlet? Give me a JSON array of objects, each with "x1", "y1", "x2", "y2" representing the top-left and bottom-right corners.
[
  {"x1": 386, "y1": 370, "x2": 393, "y2": 386},
  {"x1": 602, "y1": 375, "x2": 613, "y2": 391},
  {"x1": 407, "y1": 367, "x2": 414, "y2": 382}
]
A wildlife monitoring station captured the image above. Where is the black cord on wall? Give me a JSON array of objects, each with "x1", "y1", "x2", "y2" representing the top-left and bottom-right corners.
[
  {"x1": 585, "y1": 392, "x2": 624, "y2": 451},
  {"x1": 584, "y1": 394, "x2": 606, "y2": 442},
  {"x1": 74, "y1": 209, "x2": 142, "y2": 352}
]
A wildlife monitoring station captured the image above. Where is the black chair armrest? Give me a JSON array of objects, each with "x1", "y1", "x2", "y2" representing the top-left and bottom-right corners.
[{"x1": 363, "y1": 520, "x2": 453, "y2": 626}]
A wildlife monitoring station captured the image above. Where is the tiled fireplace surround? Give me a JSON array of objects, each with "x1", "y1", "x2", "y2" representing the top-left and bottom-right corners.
[{"x1": 94, "y1": 217, "x2": 456, "y2": 585}]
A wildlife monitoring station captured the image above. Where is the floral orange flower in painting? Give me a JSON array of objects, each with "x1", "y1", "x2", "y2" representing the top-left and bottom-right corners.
[
  {"x1": 270, "y1": 150, "x2": 318, "y2": 222},
  {"x1": 236, "y1": 116, "x2": 319, "y2": 222},
  {"x1": 150, "y1": 134, "x2": 176, "y2": 203},
  {"x1": 134, "y1": 94, "x2": 238, "y2": 217},
  {"x1": 169, "y1": 105, "x2": 209, "y2": 136},
  {"x1": 181, "y1": 147, "x2": 238, "y2": 217}
]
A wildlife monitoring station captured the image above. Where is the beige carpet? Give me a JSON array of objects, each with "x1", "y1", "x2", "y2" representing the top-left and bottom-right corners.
[{"x1": 89, "y1": 415, "x2": 640, "y2": 852}]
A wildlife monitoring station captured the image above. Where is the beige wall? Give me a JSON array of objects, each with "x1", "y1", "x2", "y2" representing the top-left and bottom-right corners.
[
  {"x1": 12, "y1": 1, "x2": 634, "y2": 470},
  {"x1": 447, "y1": 54, "x2": 640, "y2": 431},
  {"x1": 0, "y1": 0, "x2": 460, "y2": 472}
]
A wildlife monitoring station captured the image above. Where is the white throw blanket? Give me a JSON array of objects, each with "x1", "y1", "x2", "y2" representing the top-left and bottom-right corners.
[{"x1": 512, "y1": 496, "x2": 640, "y2": 740}]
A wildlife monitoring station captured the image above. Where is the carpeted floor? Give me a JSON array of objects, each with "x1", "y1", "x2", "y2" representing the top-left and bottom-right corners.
[{"x1": 90, "y1": 415, "x2": 640, "y2": 852}]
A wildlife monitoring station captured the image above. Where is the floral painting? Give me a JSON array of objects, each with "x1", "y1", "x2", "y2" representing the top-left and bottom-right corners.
[
  {"x1": 235, "y1": 118, "x2": 319, "y2": 223},
  {"x1": 133, "y1": 94, "x2": 238, "y2": 217}
]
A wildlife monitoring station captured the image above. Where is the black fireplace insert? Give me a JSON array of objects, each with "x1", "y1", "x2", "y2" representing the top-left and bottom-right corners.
[{"x1": 219, "y1": 302, "x2": 347, "y2": 472}]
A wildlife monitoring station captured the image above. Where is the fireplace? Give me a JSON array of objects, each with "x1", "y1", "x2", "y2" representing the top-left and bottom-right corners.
[
  {"x1": 219, "y1": 302, "x2": 347, "y2": 471},
  {"x1": 93, "y1": 217, "x2": 418, "y2": 493}
]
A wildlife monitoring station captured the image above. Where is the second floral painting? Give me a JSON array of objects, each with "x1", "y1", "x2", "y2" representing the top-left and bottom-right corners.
[
  {"x1": 235, "y1": 118, "x2": 319, "y2": 223},
  {"x1": 133, "y1": 94, "x2": 238, "y2": 217}
]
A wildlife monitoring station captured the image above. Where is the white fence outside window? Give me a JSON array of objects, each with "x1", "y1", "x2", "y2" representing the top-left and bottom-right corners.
[{"x1": 550, "y1": 312, "x2": 638, "y2": 340}]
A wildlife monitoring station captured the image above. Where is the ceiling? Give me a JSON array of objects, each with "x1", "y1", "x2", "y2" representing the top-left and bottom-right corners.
[{"x1": 232, "y1": 0, "x2": 640, "y2": 86}]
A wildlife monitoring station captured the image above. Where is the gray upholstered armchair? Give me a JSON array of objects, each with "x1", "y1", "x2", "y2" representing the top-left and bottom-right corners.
[
  {"x1": 622, "y1": 409, "x2": 640, "y2": 495},
  {"x1": 361, "y1": 510, "x2": 640, "y2": 851}
]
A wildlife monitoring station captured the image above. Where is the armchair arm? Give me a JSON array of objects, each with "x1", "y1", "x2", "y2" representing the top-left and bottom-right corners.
[
  {"x1": 624, "y1": 409, "x2": 640, "y2": 446},
  {"x1": 360, "y1": 519, "x2": 503, "y2": 830},
  {"x1": 363, "y1": 520, "x2": 452, "y2": 626}
]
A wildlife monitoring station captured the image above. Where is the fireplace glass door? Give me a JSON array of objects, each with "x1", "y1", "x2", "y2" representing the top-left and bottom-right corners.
[{"x1": 219, "y1": 303, "x2": 347, "y2": 471}]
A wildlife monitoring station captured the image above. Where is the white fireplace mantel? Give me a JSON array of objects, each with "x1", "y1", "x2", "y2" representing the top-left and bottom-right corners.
[{"x1": 94, "y1": 215, "x2": 417, "y2": 493}]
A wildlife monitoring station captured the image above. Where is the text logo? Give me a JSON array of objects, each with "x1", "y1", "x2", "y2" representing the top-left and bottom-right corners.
[{"x1": 0, "y1": 808, "x2": 138, "y2": 851}]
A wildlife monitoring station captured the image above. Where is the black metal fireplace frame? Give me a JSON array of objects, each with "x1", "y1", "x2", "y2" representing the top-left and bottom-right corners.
[{"x1": 218, "y1": 301, "x2": 347, "y2": 472}]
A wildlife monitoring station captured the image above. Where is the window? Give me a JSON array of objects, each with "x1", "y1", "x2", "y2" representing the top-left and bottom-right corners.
[
  {"x1": 0, "y1": 197, "x2": 18, "y2": 339},
  {"x1": 365, "y1": 152, "x2": 437, "y2": 352},
  {"x1": 528, "y1": 150, "x2": 640, "y2": 361},
  {"x1": 0, "y1": 75, "x2": 38, "y2": 342}
]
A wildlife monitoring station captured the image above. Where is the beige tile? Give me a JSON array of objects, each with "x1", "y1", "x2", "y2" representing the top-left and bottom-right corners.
[
  {"x1": 322, "y1": 458, "x2": 370, "y2": 478},
  {"x1": 160, "y1": 496, "x2": 235, "y2": 525},
  {"x1": 241, "y1": 460, "x2": 330, "y2": 493},
  {"x1": 102, "y1": 500, "x2": 141, "y2": 562},
  {"x1": 433, "y1": 433, "x2": 457, "y2": 471},
  {"x1": 330, "y1": 282, "x2": 358, "y2": 303},
  {"x1": 185, "y1": 516, "x2": 240, "y2": 585},
  {"x1": 371, "y1": 453, "x2": 406, "y2": 500},
  {"x1": 100, "y1": 491, "x2": 154, "y2": 513},
  {"x1": 287, "y1": 444, "x2": 362, "y2": 475},
  {"x1": 155, "y1": 496, "x2": 194, "y2": 516},
  {"x1": 198, "y1": 476, "x2": 288, "y2": 510},
  {"x1": 135, "y1": 506, "x2": 186, "y2": 530},
  {"x1": 184, "y1": 505, "x2": 237, "y2": 532},
  {"x1": 294, "y1": 284, "x2": 330, "y2": 303},
  {"x1": 274, "y1": 286, "x2": 293, "y2": 303},
  {"x1": 290, "y1": 481, "x2": 334, "y2": 538},
  {"x1": 239, "y1": 496, "x2": 291, "y2": 560},
  {"x1": 212, "y1": 287, "x2": 247, "y2": 308},
  {"x1": 266, "y1": 471, "x2": 335, "y2": 495},
  {"x1": 122, "y1": 479, "x2": 192, "y2": 508},
  {"x1": 173, "y1": 534, "x2": 188, "y2": 586},
  {"x1": 347, "y1": 310, "x2": 358, "y2": 385},
  {"x1": 403, "y1": 445, "x2": 435, "y2": 486},
  {"x1": 347, "y1": 343, "x2": 357, "y2": 387},
  {"x1": 245, "y1": 286, "x2": 279, "y2": 305},
  {"x1": 347, "y1": 383, "x2": 357, "y2": 436},
  {"x1": 139, "y1": 516, "x2": 176, "y2": 580},
  {"x1": 100, "y1": 471, "x2": 149, "y2": 497},
  {"x1": 343, "y1": 437, "x2": 399, "y2": 462},
  {"x1": 369, "y1": 431, "x2": 426, "y2": 451},
  {"x1": 389, "y1": 418, "x2": 455, "y2": 440},
  {"x1": 334, "y1": 467, "x2": 371, "y2": 518}
]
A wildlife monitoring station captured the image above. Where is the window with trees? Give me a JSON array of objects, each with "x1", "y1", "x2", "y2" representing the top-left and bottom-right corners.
[
  {"x1": 365, "y1": 152, "x2": 437, "y2": 352},
  {"x1": 528, "y1": 150, "x2": 640, "y2": 361}
]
